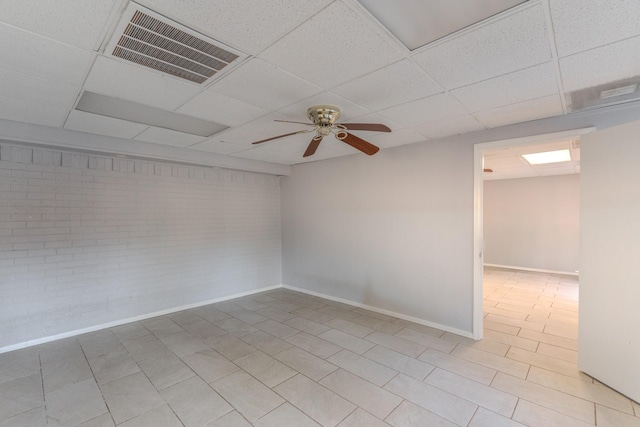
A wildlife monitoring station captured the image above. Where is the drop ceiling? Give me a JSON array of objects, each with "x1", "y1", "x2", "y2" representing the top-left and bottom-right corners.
[
  {"x1": 484, "y1": 139, "x2": 580, "y2": 181},
  {"x1": 0, "y1": 0, "x2": 640, "y2": 170}
]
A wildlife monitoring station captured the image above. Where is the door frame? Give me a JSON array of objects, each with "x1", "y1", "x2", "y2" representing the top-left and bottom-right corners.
[{"x1": 472, "y1": 127, "x2": 595, "y2": 339}]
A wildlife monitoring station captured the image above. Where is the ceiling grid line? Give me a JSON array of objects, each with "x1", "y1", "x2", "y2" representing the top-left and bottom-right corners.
[
  {"x1": 540, "y1": 0, "x2": 568, "y2": 114},
  {"x1": 0, "y1": 0, "x2": 639, "y2": 167}
]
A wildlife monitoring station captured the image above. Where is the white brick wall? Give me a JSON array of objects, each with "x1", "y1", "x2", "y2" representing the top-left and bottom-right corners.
[{"x1": 0, "y1": 143, "x2": 282, "y2": 350}]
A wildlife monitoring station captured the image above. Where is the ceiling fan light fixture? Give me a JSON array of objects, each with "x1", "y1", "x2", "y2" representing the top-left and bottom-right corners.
[{"x1": 251, "y1": 104, "x2": 389, "y2": 158}]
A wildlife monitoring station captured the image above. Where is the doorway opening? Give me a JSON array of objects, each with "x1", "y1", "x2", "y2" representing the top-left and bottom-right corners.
[{"x1": 472, "y1": 128, "x2": 594, "y2": 339}]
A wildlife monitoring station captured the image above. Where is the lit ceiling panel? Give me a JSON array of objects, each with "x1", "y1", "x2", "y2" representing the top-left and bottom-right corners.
[{"x1": 358, "y1": 0, "x2": 528, "y2": 50}]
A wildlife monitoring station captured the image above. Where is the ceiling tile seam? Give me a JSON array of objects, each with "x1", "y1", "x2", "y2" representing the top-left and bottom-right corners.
[
  {"x1": 557, "y1": 32, "x2": 640, "y2": 60},
  {"x1": 334, "y1": 1, "x2": 457, "y2": 98},
  {"x1": 169, "y1": 57, "x2": 257, "y2": 115},
  {"x1": 407, "y1": 0, "x2": 542, "y2": 56},
  {"x1": 443, "y1": 60, "x2": 556, "y2": 94},
  {"x1": 415, "y1": 88, "x2": 490, "y2": 131},
  {"x1": 0, "y1": 63, "x2": 83, "y2": 94},
  {"x1": 93, "y1": 0, "x2": 129, "y2": 53},
  {"x1": 540, "y1": 0, "x2": 568, "y2": 114},
  {"x1": 0, "y1": 92, "x2": 75, "y2": 120},
  {"x1": 0, "y1": 20, "x2": 95, "y2": 54},
  {"x1": 340, "y1": 0, "x2": 412, "y2": 56},
  {"x1": 243, "y1": 1, "x2": 339, "y2": 58},
  {"x1": 61, "y1": 53, "x2": 102, "y2": 131},
  {"x1": 553, "y1": 32, "x2": 640, "y2": 110},
  {"x1": 0, "y1": 24, "x2": 97, "y2": 89},
  {"x1": 447, "y1": 61, "x2": 560, "y2": 112},
  {"x1": 471, "y1": 92, "x2": 563, "y2": 118},
  {"x1": 207, "y1": 57, "x2": 324, "y2": 113},
  {"x1": 323, "y1": 57, "x2": 451, "y2": 114}
]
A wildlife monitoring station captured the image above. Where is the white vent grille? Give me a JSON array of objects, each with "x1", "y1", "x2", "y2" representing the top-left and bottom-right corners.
[{"x1": 108, "y1": 5, "x2": 243, "y2": 84}]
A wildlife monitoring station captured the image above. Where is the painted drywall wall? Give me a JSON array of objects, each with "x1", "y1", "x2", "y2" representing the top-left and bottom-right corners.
[
  {"x1": 281, "y1": 139, "x2": 475, "y2": 335},
  {"x1": 0, "y1": 143, "x2": 281, "y2": 350},
  {"x1": 483, "y1": 174, "x2": 580, "y2": 273},
  {"x1": 579, "y1": 120, "x2": 640, "y2": 403}
]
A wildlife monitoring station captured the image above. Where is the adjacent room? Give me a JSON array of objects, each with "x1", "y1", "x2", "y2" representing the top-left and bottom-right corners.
[{"x1": 1, "y1": 1, "x2": 639, "y2": 426}]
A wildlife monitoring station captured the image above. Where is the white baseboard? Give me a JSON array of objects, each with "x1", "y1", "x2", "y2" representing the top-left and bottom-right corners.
[
  {"x1": 282, "y1": 284, "x2": 474, "y2": 339},
  {"x1": 1, "y1": 281, "x2": 478, "y2": 354},
  {"x1": 0, "y1": 284, "x2": 282, "y2": 355},
  {"x1": 484, "y1": 263, "x2": 579, "y2": 277}
]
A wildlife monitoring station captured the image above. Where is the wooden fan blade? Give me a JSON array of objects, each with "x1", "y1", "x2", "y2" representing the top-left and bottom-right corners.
[
  {"x1": 341, "y1": 123, "x2": 391, "y2": 132},
  {"x1": 252, "y1": 130, "x2": 308, "y2": 145},
  {"x1": 341, "y1": 132, "x2": 380, "y2": 155},
  {"x1": 303, "y1": 136, "x2": 323, "y2": 157},
  {"x1": 274, "y1": 119, "x2": 314, "y2": 126}
]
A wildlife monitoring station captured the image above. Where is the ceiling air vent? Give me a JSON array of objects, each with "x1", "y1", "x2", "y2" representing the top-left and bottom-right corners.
[{"x1": 106, "y1": 4, "x2": 244, "y2": 84}]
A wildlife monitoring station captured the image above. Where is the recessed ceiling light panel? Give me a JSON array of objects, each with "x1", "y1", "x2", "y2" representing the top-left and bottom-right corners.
[
  {"x1": 75, "y1": 91, "x2": 228, "y2": 137},
  {"x1": 522, "y1": 149, "x2": 571, "y2": 165},
  {"x1": 358, "y1": 0, "x2": 528, "y2": 50}
]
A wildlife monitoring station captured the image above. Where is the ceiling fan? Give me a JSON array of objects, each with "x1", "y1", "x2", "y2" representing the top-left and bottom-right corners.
[{"x1": 251, "y1": 104, "x2": 391, "y2": 158}]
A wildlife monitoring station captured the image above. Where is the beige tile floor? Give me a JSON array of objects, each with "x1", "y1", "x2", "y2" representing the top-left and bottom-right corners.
[{"x1": 1, "y1": 267, "x2": 639, "y2": 426}]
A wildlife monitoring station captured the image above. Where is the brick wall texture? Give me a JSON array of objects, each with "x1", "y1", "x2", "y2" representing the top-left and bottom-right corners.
[{"x1": 0, "y1": 144, "x2": 282, "y2": 349}]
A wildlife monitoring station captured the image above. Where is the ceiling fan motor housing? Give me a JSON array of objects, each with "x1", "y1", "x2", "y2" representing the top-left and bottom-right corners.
[{"x1": 252, "y1": 104, "x2": 384, "y2": 157}]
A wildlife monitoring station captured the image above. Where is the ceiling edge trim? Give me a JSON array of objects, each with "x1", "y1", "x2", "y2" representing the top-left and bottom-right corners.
[{"x1": 0, "y1": 118, "x2": 290, "y2": 176}]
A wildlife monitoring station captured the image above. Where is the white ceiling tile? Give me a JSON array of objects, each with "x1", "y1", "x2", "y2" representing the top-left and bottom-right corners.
[
  {"x1": 177, "y1": 90, "x2": 269, "y2": 126},
  {"x1": 0, "y1": 67, "x2": 79, "y2": 109},
  {"x1": 534, "y1": 165, "x2": 576, "y2": 176},
  {"x1": 378, "y1": 93, "x2": 469, "y2": 127},
  {"x1": 293, "y1": 141, "x2": 362, "y2": 164},
  {"x1": 484, "y1": 156, "x2": 529, "y2": 169},
  {"x1": 412, "y1": 4, "x2": 551, "y2": 89},
  {"x1": 0, "y1": 0, "x2": 118, "y2": 51},
  {"x1": 413, "y1": 114, "x2": 486, "y2": 140},
  {"x1": 251, "y1": 132, "x2": 317, "y2": 154},
  {"x1": 134, "y1": 127, "x2": 207, "y2": 147},
  {"x1": 231, "y1": 145, "x2": 302, "y2": 165},
  {"x1": 206, "y1": 127, "x2": 270, "y2": 147},
  {"x1": 240, "y1": 113, "x2": 314, "y2": 138},
  {"x1": 187, "y1": 140, "x2": 248, "y2": 155},
  {"x1": 0, "y1": 23, "x2": 94, "y2": 86},
  {"x1": 550, "y1": 0, "x2": 640, "y2": 57},
  {"x1": 0, "y1": 94, "x2": 68, "y2": 128},
  {"x1": 363, "y1": 128, "x2": 426, "y2": 149},
  {"x1": 451, "y1": 62, "x2": 559, "y2": 112},
  {"x1": 278, "y1": 92, "x2": 371, "y2": 122},
  {"x1": 483, "y1": 139, "x2": 580, "y2": 180},
  {"x1": 486, "y1": 169, "x2": 535, "y2": 180},
  {"x1": 560, "y1": 36, "x2": 640, "y2": 93},
  {"x1": 142, "y1": 0, "x2": 332, "y2": 54},
  {"x1": 64, "y1": 110, "x2": 148, "y2": 139},
  {"x1": 258, "y1": 1, "x2": 404, "y2": 88},
  {"x1": 332, "y1": 59, "x2": 443, "y2": 110},
  {"x1": 512, "y1": 140, "x2": 573, "y2": 156},
  {"x1": 344, "y1": 112, "x2": 401, "y2": 127},
  {"x1": 210, "y1": 58, "x2": 321, "y2": 110},
  {"x1": 84, "y1": 56, "x2": 202, "y2": 110},
  {"x1": 474, "y1": 94, "x2": 564, "y2": 128}
]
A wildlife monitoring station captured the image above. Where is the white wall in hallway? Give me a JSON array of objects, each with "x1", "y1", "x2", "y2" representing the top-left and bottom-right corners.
[
  {"x1": 484, "y1": 174, "x2": 580, "y2": 274},
  {"x1": 580, "y1": 119, "x2": 640, "y2": 403}
]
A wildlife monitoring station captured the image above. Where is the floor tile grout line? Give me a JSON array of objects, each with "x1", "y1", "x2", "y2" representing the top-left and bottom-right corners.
[{"x1": 12, "y1": 274, "x2": 639, "y2": 426}]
